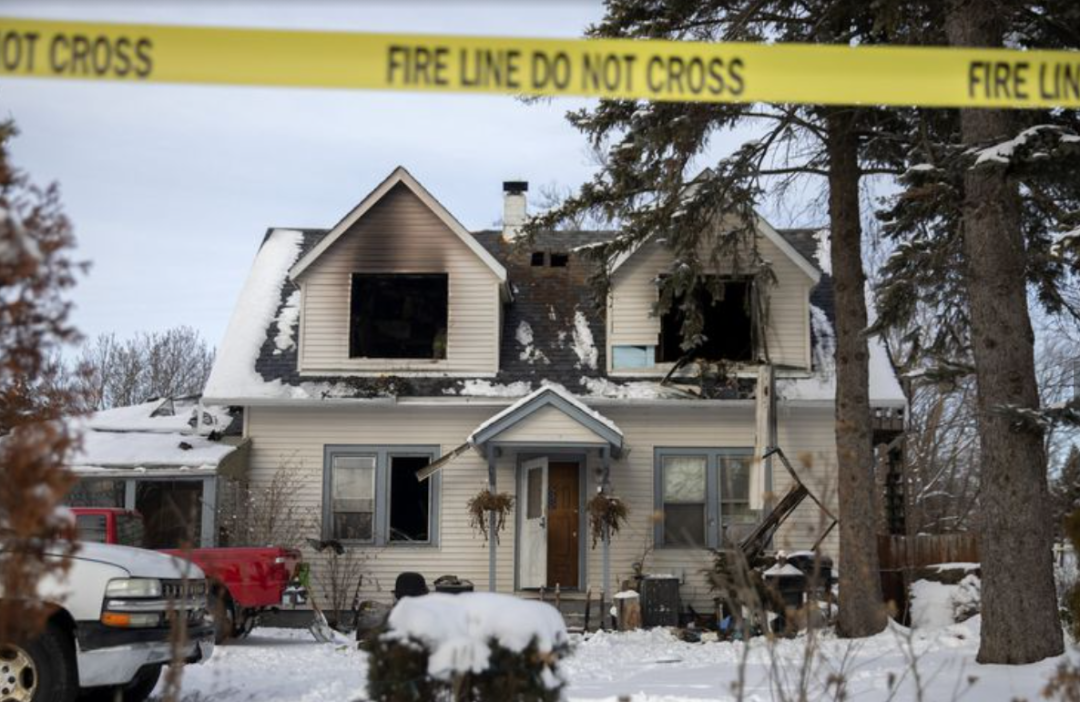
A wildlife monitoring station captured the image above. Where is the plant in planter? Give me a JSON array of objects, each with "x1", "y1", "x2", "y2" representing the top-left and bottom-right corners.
[
  {"x1": 587, "y1": 492, "x2": 629, "y2": 548},
  {"x1": 467, "y1": 488, "x2": 514, "y2": 544}
]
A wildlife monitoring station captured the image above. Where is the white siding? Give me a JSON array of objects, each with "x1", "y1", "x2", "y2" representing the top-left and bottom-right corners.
[
  {"x1": 607, "y1": 234, "x2": 813, "y2": 372},
  {"x1": 297, "y1": 183, "x2": 500, "y2": 375},
  {"x1": 245, "y1": 402, "x2": 837, "y2": 608},
  {"x1": 496, "y1": 405, "x2": 608, "y2": 445}
]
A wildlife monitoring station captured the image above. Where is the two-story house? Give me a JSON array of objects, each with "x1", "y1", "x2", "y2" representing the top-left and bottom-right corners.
[{"x1": 202, "y1": 167, "x2": 905, "y2": 607}]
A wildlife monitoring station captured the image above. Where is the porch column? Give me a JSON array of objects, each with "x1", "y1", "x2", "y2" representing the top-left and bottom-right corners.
[
  {"x1": 601, "y1": 446, "x2": 611, "y2": 600},
  {"x1": 487, "y1": 443, "x2": 497, "y2": 593}
]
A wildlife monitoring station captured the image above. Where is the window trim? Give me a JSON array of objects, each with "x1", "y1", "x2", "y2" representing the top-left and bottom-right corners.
[
  {"x1": 322, "y1": 444, "x2": 441, "y2": 547},
  {"x1": 653, "y1": 447, "x2": 754, "y2": 550}
]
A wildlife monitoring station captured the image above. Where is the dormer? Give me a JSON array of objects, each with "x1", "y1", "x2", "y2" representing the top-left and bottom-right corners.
[
  {"x1": 289, "y1": 167, "x2": 508, "y2": 376},
  {"x1": 606, "y1": 213, "x2": 821, "y2": 376}
]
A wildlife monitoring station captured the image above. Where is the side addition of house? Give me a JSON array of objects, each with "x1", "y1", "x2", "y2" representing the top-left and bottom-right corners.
[{"x1": 202, "y1": 167, "x2": 906, "y2": 605}]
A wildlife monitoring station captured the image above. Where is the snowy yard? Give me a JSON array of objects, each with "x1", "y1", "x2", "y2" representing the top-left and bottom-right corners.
[{"x1": 163, "y1": 618, "x2": 1076, "y2": 701}]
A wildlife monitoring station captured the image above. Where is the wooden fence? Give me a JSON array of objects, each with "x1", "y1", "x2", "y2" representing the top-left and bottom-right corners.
[{"x1": 877, "y1": 533, "x2": 980, "y2": 623}]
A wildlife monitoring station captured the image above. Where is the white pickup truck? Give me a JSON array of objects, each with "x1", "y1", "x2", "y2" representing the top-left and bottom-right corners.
[{"x1": 1, "y1": 541, "x2": 215, "y2": 702}]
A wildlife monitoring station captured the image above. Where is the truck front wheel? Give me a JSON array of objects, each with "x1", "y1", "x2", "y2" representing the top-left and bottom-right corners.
[{"x1": 1, "y1": 621, "x2": 78, "y2": 702}]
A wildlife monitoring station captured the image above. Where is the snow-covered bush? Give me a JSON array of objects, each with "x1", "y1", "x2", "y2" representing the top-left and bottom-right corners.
[
  {"x1": 909, "y1": 574, "x2": 981, "y2": 629},
  {"x1": 366, "y1": 593, "x2": 570, "y2": 702},
  {"x1": 951, "y1": 574, "x2": 981, "y2": 623}
]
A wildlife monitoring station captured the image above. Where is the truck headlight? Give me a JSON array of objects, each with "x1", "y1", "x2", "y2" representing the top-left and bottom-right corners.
[{"x1": 105, "y1": 578, "x2": 163, "y2": 598}]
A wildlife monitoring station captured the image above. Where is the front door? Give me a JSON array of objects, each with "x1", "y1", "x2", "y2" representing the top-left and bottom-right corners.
[
  {"x1": 518, "y1": 457, "x2": 548, "y2": 588},
  {"x1": 547, "y1": 462, "x2": 580, "y2": 589}
]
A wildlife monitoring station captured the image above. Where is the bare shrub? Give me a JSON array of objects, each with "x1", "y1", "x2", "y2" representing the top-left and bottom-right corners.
[{"x1": 217, "y1": 457, "x2": 316, "y2": 549}]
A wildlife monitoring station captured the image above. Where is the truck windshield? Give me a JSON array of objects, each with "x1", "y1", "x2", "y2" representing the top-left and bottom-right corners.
[{"x1": 115, "y1": 514, "x2": 146, "y2": 548}]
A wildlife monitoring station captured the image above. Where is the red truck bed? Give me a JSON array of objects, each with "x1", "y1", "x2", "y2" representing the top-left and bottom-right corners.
[{"x1": 72, "y1": 507, "x2": 302, "y2": 640}]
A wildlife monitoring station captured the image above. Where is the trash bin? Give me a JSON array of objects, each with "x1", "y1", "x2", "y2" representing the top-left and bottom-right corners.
[
  {"x1": 433, "y1": 575, "x2": 474, "y2": 594},
  {"x1": 640, "y1": 575, "x2": 681, "y2": 628},
  {"x1": 762, "y1": 562, "x2": 807, "y2": 611}
]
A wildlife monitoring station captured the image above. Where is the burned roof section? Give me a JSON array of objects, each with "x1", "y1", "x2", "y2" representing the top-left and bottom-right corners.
[{"x1": 243, "y1": 224, "x2": 835, "y2": 401}]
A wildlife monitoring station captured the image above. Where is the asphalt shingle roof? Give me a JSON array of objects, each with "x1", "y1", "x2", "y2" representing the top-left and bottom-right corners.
[{"x1": 248, "y1": 225, "x2": 831, "y2": 400}]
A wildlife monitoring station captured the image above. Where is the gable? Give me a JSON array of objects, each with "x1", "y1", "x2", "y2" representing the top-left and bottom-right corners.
[{"x1": 289, "y1": 166, "x2": 506, "y2": 284}]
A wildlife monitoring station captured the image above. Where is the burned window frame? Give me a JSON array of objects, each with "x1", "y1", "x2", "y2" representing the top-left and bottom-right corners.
[
  {"x1": 656, "y1": 276, "x2": 757, "y2": 365},
  {"x1": 653, "y1": 447, "x2": 755, "y2": 550},
  {"x1": 322, "y1": 444, "x2": 441, "y2": 547},
  {"x1": 348, "y1": 273, "x2": 449, "y2": 361}
]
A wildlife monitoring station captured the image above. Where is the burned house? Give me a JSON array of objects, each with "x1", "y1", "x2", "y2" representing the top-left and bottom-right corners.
[{"x1": 202, "y1": 167, "x2": 905, "y2": 605}]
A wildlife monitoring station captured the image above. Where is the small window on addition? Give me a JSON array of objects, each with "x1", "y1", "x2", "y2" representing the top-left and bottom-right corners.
[
  {"x1": 549, "y1": 252, "x2": 569, "y2": 267},
  {"x1": 531, "y1": 252, "x2": 546, "y2": 267}
]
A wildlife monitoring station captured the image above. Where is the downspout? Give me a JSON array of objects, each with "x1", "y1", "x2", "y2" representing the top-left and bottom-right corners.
[
  {"x1": 601, "y1": 445, "x2": 611, "y2": 601},
  {"x1": 487, "y1": 443, "x2": 497, "y2": 593}
]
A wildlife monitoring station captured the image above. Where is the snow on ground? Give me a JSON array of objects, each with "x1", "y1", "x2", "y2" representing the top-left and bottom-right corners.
[{"x1": 161, "y1": 618, "x2": 1076, "y2": 702}]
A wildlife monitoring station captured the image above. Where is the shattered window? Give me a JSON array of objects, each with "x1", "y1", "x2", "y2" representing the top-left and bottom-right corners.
[
  {"x1": 389, "y1": 454, "x2": 431, "y2": 543},
  {"x1": 657, "y1": 278, "x2": 754, "y2": 363},
  {"x1": 349, "y1": 273, "x2": 448, "y2": 360}
]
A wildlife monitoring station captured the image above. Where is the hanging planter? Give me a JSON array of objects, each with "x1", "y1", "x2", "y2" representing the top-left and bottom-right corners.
[
  {"x1": 587, "y1": 493, "x2": 629, "y2": 548},
  {"x1": 467, "y1": 488, "x2": 515, "y2": 544}
]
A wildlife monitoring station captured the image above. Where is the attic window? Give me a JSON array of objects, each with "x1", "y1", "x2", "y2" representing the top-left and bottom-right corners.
[
  {"x1": 549, "y1": 252, "x2": 569, "y2": 267},
  {"x1": 657, "y1": 278, "x2": 754, "y2": 364},
  {"x1": 349, "y1": 273, "x2": 448, "y2": 360},
  {"x1": 531, "y1": 252, "x2": 546, "y2": 266}
]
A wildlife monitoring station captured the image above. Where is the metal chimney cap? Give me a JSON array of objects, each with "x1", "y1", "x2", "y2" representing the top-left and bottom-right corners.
[{"x1": 503, "y1": 180, "x2": 529, "y2": 194}]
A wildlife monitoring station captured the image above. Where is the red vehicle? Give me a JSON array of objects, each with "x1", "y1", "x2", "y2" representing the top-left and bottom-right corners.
[{"x1": 71, "y1": 507, "x2": 302, "y2": 643}]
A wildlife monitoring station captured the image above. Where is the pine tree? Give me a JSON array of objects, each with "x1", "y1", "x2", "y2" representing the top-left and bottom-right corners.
[
  {"x1": 525, "y1": 0, "x2": 938, "y2": 637},
  {"x1": 873, "y1": 0, "x2": 1077, "y2": 664}
]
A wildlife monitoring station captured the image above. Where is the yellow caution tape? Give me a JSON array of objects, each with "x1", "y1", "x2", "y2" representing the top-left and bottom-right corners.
[{"x1": 1, "y1": 17, "x2": 1079, "y2": 108}]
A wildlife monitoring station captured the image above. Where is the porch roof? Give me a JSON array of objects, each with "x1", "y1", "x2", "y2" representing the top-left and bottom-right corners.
[{"x1": 466, "y1": 385, "x2": 624, "y2": 455}]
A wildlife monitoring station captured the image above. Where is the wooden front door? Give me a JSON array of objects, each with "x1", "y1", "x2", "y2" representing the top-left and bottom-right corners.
[{"x1": 547, "y1": 461, "x2": 580, "y2": 588}]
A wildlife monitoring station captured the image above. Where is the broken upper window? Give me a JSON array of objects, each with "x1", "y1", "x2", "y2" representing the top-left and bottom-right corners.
[
  {"x1": 349, "y1": 273, "x2": 448, "y2": 360},
  {"x1": 657, "y1": 278, "x2": 754, "y2": 364}
]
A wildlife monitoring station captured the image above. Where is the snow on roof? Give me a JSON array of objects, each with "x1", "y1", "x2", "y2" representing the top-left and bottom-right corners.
[
  {"x1": 69, "y1": 429, "x2": 235, "y2": 472},
  {"x1": 778, "y1": 296, "x2": 905, "y2": 405},
  {"x1": 467, "y1": 382, "x2": 623, "y2": 445},
  {"x1": 384, "y1": 592, "x2": 568, "y2": 681},
  {"x1": 86, "y1": 398, "x2": 231, "y2": 435},
  {"x1": 203, "y1": 229, "x2": 304, "y2": 402}
]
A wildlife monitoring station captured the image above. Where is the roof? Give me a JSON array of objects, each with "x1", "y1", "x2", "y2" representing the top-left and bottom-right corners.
[
  {"x1": 467, "y1": 383, "x2": 624, "y2": 453},
  {"x1": 289, "y1": 166, "x2": 507, "y2": 285},
  {"x1": 69, "y1": 397, "x2": 240, "y2": 475},
  {"x1": 203, "y1": 171, "x2": 904, "y2": 406}
]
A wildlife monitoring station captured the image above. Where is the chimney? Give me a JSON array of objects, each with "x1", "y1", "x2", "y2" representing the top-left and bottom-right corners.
[{"x1": 502, "y1": 180, "x2": 528, "y2": 241}]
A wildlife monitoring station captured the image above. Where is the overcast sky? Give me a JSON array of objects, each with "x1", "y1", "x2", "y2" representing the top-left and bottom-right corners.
[{"x1": 0, "y1": 1, "x2": 763, "y2": 349}]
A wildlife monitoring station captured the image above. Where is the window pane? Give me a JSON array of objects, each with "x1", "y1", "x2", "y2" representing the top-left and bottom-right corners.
[
  {"x1": 389, "y1": 455, "x2": 431, "y2": 543},
  {"x1": 136, "y1": 480, "x2": 203, "y2": 549},
  {"x1": 663, "y1": 504, "x2": 705, "y2": 547},
  {"x1": 333, "y1": 512, "x2": 373, "y2": 541},
  {"x1": 116, "y1": 514, "x2": 145, "y2": 547},
  {"x1": 663, "y1": 456, "x2": 706, "y2": 502},
  {"x1": 76, "y1": 514, "x2": 108, "y2": 543},
  {"x1": 721, "y1": 456, "x2": 751, "y2": 501},
  {"x1": 67, "y1": 479, "x2": 125, "y2": 508},
  {"x1": 527, "y1": 468, "x2": 543, "y2": 520},
  {"x1": 350, "y1": 274, "x2": 448, "y2": 359},
  {"x1": 331, "y1": 455, "x2": 375, "y2": 540}
]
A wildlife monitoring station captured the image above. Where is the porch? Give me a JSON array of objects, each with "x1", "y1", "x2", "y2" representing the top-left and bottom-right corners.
[{"x1": 421, "y1": 385, "x2": 624, "y2": 597}]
